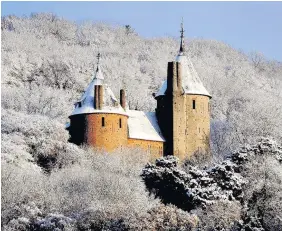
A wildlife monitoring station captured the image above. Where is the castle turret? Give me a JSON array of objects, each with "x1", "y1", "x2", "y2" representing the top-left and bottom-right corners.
[
  {"x1": 68, "y1": 53, "x2": 128, "y2": 152},
  {"x1": 155, "y1": 21, "x2": 212, "y2": 160}
]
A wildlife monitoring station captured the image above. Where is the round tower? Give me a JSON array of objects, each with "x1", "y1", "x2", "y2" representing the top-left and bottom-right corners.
[
  {"x1": 155, "y1": 21, "x2": 212, "y2": 160},
  {"x1": 68, "y1": 53, "x2": 128, "y2": 152}
]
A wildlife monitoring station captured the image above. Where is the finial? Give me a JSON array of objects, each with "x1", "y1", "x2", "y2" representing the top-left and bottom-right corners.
[
  {"x1": 96, "y1": 52, "x2": 101, "y2": 72},
  {"x1": 179, "y1": 18, "x2": 185, "y2": 54},
  {"x1": 180, "y1": 17, "x2": 184, "y2": 35}
]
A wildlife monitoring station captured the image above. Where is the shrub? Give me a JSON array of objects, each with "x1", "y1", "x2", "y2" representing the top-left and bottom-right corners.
[
  {"x1": 1, "y1": 148, "x2": 158, "y2": 227},
  {"x1": 141, "y1": 156, "x2": 245, "y2": 211},
  {"x1": 127, "y1": 204, "x2": 198, "y2": 231},
  {"x1": 193, "y1": 201, "x2": 241, "y2": 230}
]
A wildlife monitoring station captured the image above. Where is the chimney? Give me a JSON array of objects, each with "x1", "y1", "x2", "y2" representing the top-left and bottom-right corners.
[
  {"x1": 167, "y1": 62, "x2": 179, "y2": 94},
  {"x1": 98, "y1": 85, "x2": 103, "y2": 109},
  {"x1": 94, "y1": 85, "x2": 99, "y2": 109},
  {"x1": 172, "y1": 62, "x2": 178, "y2": 92},
  {"x1": 167, "y1": 62, "x2": 173, "y2": 95},
  {"x1": 176, "y1": 62, "x2": 182, "y2": 92},
  {"x1": 120, "y1": 89, "x2": 126, "y2": 110}
]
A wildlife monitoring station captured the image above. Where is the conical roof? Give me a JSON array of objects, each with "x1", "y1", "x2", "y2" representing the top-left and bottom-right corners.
[
  {"x1": 155, "y1": 23, "x2": 211, "y2": 98},
  {"x1": 71, "y1": 54, "x2": 127, "y2": 116}
]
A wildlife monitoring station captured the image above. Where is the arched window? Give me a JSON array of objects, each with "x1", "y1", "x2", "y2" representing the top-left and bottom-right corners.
[
  {"x1": 102, "y1": 117, "x2": 105, "y2": 127},
  {"x1": 119, "y1": 118, "x2": 122, "y2": 128},
  {"x1": 193, "y1": 100, "x2": 196, "y2": 109}
]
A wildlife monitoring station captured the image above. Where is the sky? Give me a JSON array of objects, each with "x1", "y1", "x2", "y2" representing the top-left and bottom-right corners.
[{"x1": 2, "y1": 1, "x2": 282, "y2": 61}]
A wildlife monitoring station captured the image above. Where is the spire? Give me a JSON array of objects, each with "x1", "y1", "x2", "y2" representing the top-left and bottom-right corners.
[
  {"x1": 155, "y1": 18, "x2": 211, "y2": 98},
  {"x1": 179, "y1": 18, "x2": 185, "y2": 55},
  {"x1": 93, "y1": 52, "x2": 104, "y2": 80},
  {"x1": 96, "y1": 52, "x2": 101, "y2": 72}
]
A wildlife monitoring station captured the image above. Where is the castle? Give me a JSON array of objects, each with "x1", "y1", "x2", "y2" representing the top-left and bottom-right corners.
[{"x1": 67, "y1": 23, "x2": 211, "y2": 161}]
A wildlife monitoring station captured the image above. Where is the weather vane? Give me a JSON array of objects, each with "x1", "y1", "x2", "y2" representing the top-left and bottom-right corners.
[
  {"x1": 180, "y1": 17, "x2": 185, "y2": 36},
  {"x1": 96, "y1": 52, "x2": 101, "y2": 71},
  {"x1": 179, "y1": 17, "x2": 185, "y2": 54},
  {"x1": 97, "y1": 52, "x2": 101, "y2": 64}
]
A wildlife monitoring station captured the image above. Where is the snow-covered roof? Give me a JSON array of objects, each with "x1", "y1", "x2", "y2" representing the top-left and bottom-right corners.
[
  {"x1": 156, "y1": 80, "x2": 167, "y2": 96},
  {"x1": 70, "y1": 58, "x2": 127, "y2": 117},
  {"x1": 155, "y1": 54, "x2": 211, "y2": 98},
  {"x1": 127, "y1": 110, "x2": 165, "y2": 142},
  {"x1": 156, "y1": 22, "x2": 211, "y2": 98}
]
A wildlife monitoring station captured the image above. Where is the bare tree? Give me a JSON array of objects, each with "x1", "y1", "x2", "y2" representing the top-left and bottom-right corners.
[{"x1": 249, "y1": 51, "x2": 266, "y2": 71}]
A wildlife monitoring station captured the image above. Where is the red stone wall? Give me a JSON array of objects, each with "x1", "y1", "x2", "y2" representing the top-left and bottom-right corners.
[
  {"x1": 184, "y1": 94, "x2": 211, "y2": 159},
  {"x1": 128, "y1": 138, "x2": 163, "y2": 160},
  {"x1": 70, "y1": 113, "x2": 164, "y2": 160},
  {"x1": 84, "y1": 113, "x2": 128, "y2": 152}
]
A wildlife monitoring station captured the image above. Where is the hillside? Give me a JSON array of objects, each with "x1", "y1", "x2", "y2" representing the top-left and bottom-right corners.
[
  {"x1": 2, "y1": 13, "x2": 282, "y2": 156},
  {"x1": 1, "y1": 13, "x2": 282, "y2": 230}
]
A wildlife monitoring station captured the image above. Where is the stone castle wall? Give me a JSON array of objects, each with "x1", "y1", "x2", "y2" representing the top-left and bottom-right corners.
[
  {"x1": 172, "y1": 94, "x2": 210, "y2": 160},
  {"x1": 84, "y1": 113, "x2": 128, "y2": 152},
  {"x1": 156, "y1": 61, "x2": 211, "y2": 161},
  {"x1": 128, "y1": 138, "x2": 163, "y2": 160},
  {"x1": 184, "y1": 95, "x2": 210, "y2": 159},
  {"x1": 172, "y1": 62, "x2": 187, "y2": 159},
  {"x1": 69, "y1": 113, "x2": 164, "y2": 158},
  {"x1": 68, "y1": 114, "x2": 86, "y2": 145}
]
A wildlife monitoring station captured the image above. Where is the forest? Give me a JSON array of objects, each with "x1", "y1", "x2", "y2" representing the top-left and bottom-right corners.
[{"x1": 1, "y1": 13, "x2": 282, "y2": 230}]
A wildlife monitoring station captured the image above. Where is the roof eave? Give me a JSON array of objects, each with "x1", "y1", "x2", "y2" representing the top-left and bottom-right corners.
[
  {"x1": 69, "y1": 111, "x2": 129, "y2": 119},
  {"x1": 155, "y1": 93, "x2": 212, "y2": 99}
]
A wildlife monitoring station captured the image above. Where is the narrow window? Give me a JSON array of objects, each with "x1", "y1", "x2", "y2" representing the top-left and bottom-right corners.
[
  {"x1": 102, "y1": 117, "x2": 105, "y2": 127},
  {"x1": 119, "y1": 118, "x2": 122, "y2": 128},
  {"x1": 193, "y1": 100, "x2": 196, "y2": 109}
]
